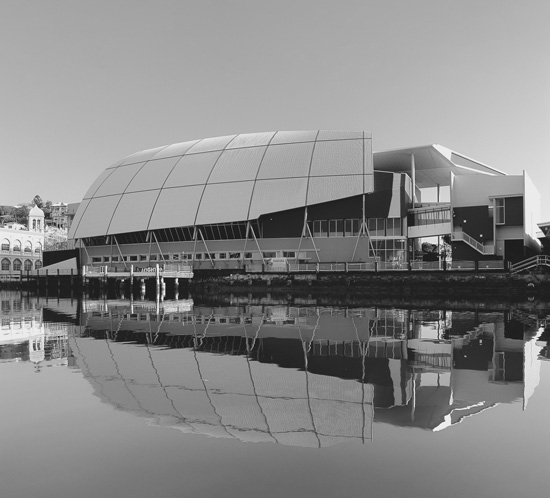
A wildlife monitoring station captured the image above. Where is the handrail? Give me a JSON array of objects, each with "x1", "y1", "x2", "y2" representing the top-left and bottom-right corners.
[
  {"x1": 511, "y1": 255, "x2": 550, "y2": 274},
  {"x1": 452, "y1": 231, "x2": 494, "y2": 255}
]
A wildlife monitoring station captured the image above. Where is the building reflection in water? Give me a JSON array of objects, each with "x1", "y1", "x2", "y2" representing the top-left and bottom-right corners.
[
  {"x1": 0, "y1": 291, "x2": 71, "y2": 369},
  {"x1": 60, "y1": 298, "x2": 547, "y2": 447}
]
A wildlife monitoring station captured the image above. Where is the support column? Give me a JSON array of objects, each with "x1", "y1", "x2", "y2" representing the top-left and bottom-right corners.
[{"x1": 411, "y1": 153, "x2": 416, "y2": 209}]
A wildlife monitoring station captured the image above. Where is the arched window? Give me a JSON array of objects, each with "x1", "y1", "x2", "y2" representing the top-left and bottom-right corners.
[
  {"x1": 24, "y1": 260, "x2": 33, "y2": 271},
  {"x1": 13, "y1": 259, "x2": 22, "y2": 271},
  {"x1": 24, "y1": 241, "x2": 32, "y2": 253},
  {"x1": 13, "y1": 240, "x2": 21, "y2": 252},
  {"x1": 33, "y1": 219, "x2": 36, "y2": 230},
  {"x1": 1, "y1": 239, "x2": 9, "y2": 252},
  {"x1": 1, "y1": 258, "x2": 10, "y2": 271},
  {"x1": 35, "y1": 260, "x2": 43, "y2": 270},
  {"x1": 35, "y1": 242, "x2": 42, "y2": 254}
]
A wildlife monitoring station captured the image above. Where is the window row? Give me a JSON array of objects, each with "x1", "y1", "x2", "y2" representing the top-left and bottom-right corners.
[
  {"x1": 84, "y1": 222, "x2": 260, "y2": 247},
  {"x1": 90, "y1": 250, "x2": 310, "y2": 265},
  {"x1": 309, "y1": 218, "x2": 402, "y2": 237},
  {"x1": 1, "y1": 239, "x2": 42, "y2": 253},
  {"x1": 1, "y1": 259, "x2": 43, "y2": 271},
  {"x1": 410, "y1": 208, "x2": 451, "y2": 227}
]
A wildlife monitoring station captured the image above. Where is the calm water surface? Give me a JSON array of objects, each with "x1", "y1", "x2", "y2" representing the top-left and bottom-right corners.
[{"x1": 2, "y1": 290, "x2": 550, "y2": 498}]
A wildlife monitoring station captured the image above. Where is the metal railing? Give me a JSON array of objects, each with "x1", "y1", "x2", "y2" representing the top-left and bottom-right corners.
[
  {"x1": 452, "y1": 231, "x2": 494, "y2": 255},
  {"x1": 510, "y1": 255, "x2": 550, "y2": 274}
]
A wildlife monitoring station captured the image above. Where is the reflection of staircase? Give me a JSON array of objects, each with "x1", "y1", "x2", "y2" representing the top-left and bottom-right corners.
[{"x1": 452, "y1": 231, "x2": 494, "y2": 255}]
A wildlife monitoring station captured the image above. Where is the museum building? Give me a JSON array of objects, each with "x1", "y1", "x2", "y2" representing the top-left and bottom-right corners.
[
  {"x1": 1, "y1": 205, "x2": 44, "y2": 272},
  {"x1": 68, "y1": 131, "x2": 541, "y2": 270}
]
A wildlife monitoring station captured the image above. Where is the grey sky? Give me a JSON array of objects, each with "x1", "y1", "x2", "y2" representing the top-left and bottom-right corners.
[{"x1": 1, "y1": 0, "x2": 549, "y2": 213}]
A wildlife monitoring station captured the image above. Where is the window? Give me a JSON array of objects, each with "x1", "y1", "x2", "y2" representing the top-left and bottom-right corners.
[
  {"x1": 140, "y1": 255, "x2": 148, "y2": 261},
  {"x1": 386, "y1": 218, "x2": 402, "y2": 236},
  {"x1": 103, "y1": 257, "x2": 110, "y2": 262},
  {"x1": 195, "y1": 253, "x2": 202, "y2": 260},
  {"x1": 495, "y1": 198, "x2": 505, "y2": 224},
  {"x1": 1, "y1": 259, "x2": 10, "y2": 271},
  {"x1": 345, "y1": 219, "x2": 360, "y2": 236},
  {"x1": 263, "y1": 251, "x2": 276, "y2": 258},
  {"x1": 329, "y1": 219, "x2": 344, "y2": 237},
  {"x1": 150, "y1": 254, "x2": 158, "y2": 261},
  {"x1": 92, "y1": 257, "x2": 102, "y2": 263},
  {"x1": 367, "y1": 218, "x2": 385, "y2": 236},
  {"x1": 13, "y1": 241, "x2": 21, "y2": 252},
  {"x1": 244, "y1": 252, "x2": 253, "y2": 259},
  {"x1": 35, "y1": 260, "x2": 42, "y2": 270},
  {"x1": 283, "y1": 251, "x2": 296, "y2": 258},
  {"x1": 129, "y1": 255, "x2": 138, "y2": 262},
  {"x1": 229, "y1": 252, "x2": 241, "y2": 259},
  {"x1": 313, "y1": 220, "x2": 328, "y2": 237},
  {"x1": 13, "y1": 259, "x2": 22, "y2": 271},
  {"x1": 24, "y1": 260, "x2": 33, "y2": 271},
  {"x1": 111, "y1": 256, "x2": 119, "y2": 262},
  {"x1": 1, "y1": 239, "x2": 9, "y2": 252},
  {"x1": 172, "y1": 254, "x2": 180, "y2": 261}
]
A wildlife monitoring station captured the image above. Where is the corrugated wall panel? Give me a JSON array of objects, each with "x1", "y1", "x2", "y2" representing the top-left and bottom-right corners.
[
  {"x1": 120, "y1": 146, "x2": 167, "y2": 166},
  {"x1": 307, "y1": 175, "x2": 363, "y2": 205},
  {"x1": 125, "y1": 156, "x2": 181, "y2": 193},
  {"x1": 309, "y1": 139, "x2": 363, "y2": 177},
  {"x1": 73, "y1": 195, "x2": 122, "y2": 238},
  {"x1": 93, "y1": 162, "x2": 146, "y2": 197},
  {"x1": 107, "y1": 190, "x2": 160, "y2": 235},
  {"x1": 256, "y1": 142, "x2": 314, "y2": 180},
  {"x1": 225, "y1": 132, "x2": 275, "y2": 149},
  {"x1": 270, "y1": 130, "x2": 318, "y2": 145},
  {"x1": 148, "y1": 185, "x2": 204, "y2": 229},
  {"x1": 82, "y1": 169, "x2": 116, "y2": 200},
  {"x1": 186, "y1": 135, "x2": 236, "y2": 154},
  {"x1": 196, "y1": 181, "x2": 255, "y2": 225},
  {"x1": 208, "y1": 147, "x2": 266, "y2": 184},
  {"x1": 151, "y1": 140, "x2": 200, "y2": 160},
  {"x1": 317, "y1": 130, "x2": 363, "y2": 141},
  {"x1": 67, "y1": 198, "x2": 90, "y2": 239},
  {"x1": 249, "y1": 178, "x2": 308, "y2": 219},
  {"x1": 163, "y1": 151, "x2": 222, "y2": 188},
  {"x1": 364, "y1": 136, "x2": 374, "y2": 193},
  {"x1": 388, "y1": 174, "x2": 402, "y2": 218}
]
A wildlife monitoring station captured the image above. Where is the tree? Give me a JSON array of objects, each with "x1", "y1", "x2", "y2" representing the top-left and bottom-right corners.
[
  {"x1": 32, "y1": 195, "x2": 44, "y2": 208},
  {"x1": 13, "y1": 205, "x2": 30, "y2": 225},
  {"x1": 44, "y1": 226, "x2": 69, "y2": 251}
]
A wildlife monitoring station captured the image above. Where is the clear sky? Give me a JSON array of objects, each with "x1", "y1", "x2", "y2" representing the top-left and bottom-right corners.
[{"x1": 1, "y1": 0, "x2": 549, "y2": 214}]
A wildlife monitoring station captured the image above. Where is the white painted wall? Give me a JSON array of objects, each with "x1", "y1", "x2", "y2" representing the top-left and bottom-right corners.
[
  {"x1": 452, "y1": 175, "x2": 523, "y2": 207},
  {"x1": 523, "y1": 171, "x2": 541, "y2": 251}
]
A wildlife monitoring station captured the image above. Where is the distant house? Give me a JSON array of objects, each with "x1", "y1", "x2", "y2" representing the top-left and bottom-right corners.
[
  {"x1": 1, "y1": 205, "x2": 44, "y2": 272},
  {"x1": 50, "y1": 202, "x2": 68, "y2": 228}
]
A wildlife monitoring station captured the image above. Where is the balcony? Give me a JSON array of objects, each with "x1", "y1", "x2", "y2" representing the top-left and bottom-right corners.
[{"x1": 408, "y1": 204, "x2": 452, "y2": 238}]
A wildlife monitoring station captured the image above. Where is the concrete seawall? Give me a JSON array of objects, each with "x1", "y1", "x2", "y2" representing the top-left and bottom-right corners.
[{"x1": 189, "y1": 270, "x2": 550, "y2": 300}]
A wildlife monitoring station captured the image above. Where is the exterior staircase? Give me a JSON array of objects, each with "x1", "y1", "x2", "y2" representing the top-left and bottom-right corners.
[
  {"x1": 452, "y1": 231, "x2": 494, "y2": 255},
  {"x1": 510, "y1": 255, "x2": 550, "y2": 274}
]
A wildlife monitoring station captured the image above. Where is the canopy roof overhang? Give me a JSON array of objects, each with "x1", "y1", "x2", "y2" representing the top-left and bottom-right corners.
[{"x1": 373, "y1": 144, "x2": 506, "y2": 189}]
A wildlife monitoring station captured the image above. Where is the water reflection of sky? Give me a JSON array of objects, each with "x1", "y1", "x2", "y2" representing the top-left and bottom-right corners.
[{"x1": 2, "y1": 292, "x2": 550, "y2": 498}]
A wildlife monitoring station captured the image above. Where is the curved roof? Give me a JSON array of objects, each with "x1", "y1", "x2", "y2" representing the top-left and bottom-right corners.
[
  {"x1": 69, "y1": 131, "x2": 374, "y2": 239},
  {"x1": 373, "y1": 144, "x2": 505, "y2": 189}
]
